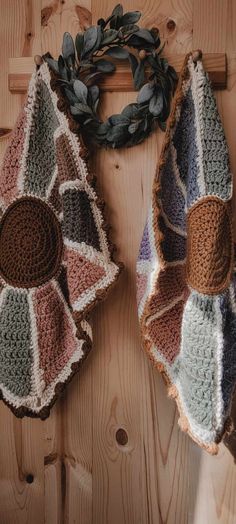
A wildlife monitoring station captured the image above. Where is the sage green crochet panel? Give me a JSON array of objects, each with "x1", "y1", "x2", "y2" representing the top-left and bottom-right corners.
[
  {"x1": 24, "y1": 80, "x2": 60, "y2": 197},
  {"x1": 0, "y1": 289, "x2": 32, "y2": 397}
]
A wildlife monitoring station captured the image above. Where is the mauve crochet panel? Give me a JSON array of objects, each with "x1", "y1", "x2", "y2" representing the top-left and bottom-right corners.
[
  {"x1": 136, "y1": 52, "x2": 235, "y2": 454},
  {"x1": 0, "y1": 62, "x2": 121, "y2": 419}
]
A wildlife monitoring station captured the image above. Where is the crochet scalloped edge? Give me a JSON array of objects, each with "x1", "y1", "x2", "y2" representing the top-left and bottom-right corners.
[
  {"x1": 139, "y1": 50, "x2": 234, "y2": 454},
  {"x1": 147, "y1": 341, "x2": 234, "y2": 454},
  {"x1": 0, "y1": 323, "x2": 92, "y2": 419}
]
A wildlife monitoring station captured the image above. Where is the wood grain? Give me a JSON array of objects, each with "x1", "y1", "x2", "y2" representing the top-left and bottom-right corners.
[
  {"x1": 8, "y1": 52, "x2": 227, "y2": 94},
  {"x1": 1, "y1": 1, "x2": 236, "y2": 523}
]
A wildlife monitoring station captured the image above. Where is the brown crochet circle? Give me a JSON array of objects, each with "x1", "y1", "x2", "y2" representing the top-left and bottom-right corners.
[
  {"x1": 186, "y1": 196, "x2": 233, "y2": 294},
  {"x1": 0, "y1": 196, "x2": 63, "y2": 288}
]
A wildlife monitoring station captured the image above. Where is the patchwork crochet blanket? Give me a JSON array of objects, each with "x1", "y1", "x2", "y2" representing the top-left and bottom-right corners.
[
  {"x1": 0, "y1": 62, "x2": 121, "y2": 418},
  {"x1": 137, "y1": 52, "x2": 236, "y2": 454}
]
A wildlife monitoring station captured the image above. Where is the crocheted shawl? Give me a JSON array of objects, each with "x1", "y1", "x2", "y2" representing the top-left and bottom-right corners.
[
  {"x1": 137, "y1": 52, "x2": 235, "y2": 454},
  {"x1": 0, "y1": 62, "x2": 121, "y2": 419}
]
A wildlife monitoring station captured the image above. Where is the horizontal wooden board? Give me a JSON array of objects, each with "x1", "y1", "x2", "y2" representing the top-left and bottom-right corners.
[{"x1": 8, "y1": 52, "x2": 227, "y2": 93}]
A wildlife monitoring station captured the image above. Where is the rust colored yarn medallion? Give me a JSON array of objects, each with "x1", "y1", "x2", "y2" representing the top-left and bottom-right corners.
[
  {"x1": 186, "y1": 196, "x2": 233, "y2": 294},
  {"x1": 0, "y1": 197, "x2": 63, "y2": 288}
]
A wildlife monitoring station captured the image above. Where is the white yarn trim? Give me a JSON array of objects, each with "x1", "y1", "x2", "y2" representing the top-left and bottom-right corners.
[
  {"x1": 188, "y1": 57, "x2": 206, "y2": 196},
  {"x1": 146, "y1": 292, "x2": 186, "y2": 325},
  {"x1": 158, "y1": 201, "x2": 187, "y2": 238},
  {"x1": 45, "y1": 165, "x2": 58, "y2": 201},
  {"x1": 169, "y1": 143, "x2": 187, "y2": 200},
  {"x1": 17, "y1": 71, "x2": 39, "y2": 196},
  {"x1": 28, "y1": 288, "x2": 45, "y2": 398},
  {"x1": 137, "y1": 208, "x2": 160, "y2": 318},
  {"x1": 0, "y1": 280, "x2": 88, "y2": 412},
  {"x1": 214, "y1": 297, "x2": 224, "y2": 433}
]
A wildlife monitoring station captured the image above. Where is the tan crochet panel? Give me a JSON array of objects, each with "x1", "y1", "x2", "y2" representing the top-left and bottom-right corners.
[{"x1": 186, "y1": 195, "x2": 233, "y2": 294}]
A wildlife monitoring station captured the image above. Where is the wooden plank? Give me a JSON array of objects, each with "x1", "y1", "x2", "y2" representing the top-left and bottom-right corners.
[
  {"x1": 89, "y1": 2, "x2": 194, "y2": 523},
  {"x1": 1, "y1": 1, "x2": 236, "y2": 523},
  {"x1": 191, "y1": 2, "x2": 236, "y2": 524},
  {"x1": 0, "y1": 0, "x2": 41, "y2": 163},
  {"x1": 41, "y1": 3, "x2": 94, "y2": 523},
  {"x1": 8, "y1": 52, "x2": 226, "y2": 94},
  {"x1": 0, "y1": 3, "x2": 45, "y2": 524},
  {"x1": 212, "y1": 0, "x2": 236, "y2": 465}
]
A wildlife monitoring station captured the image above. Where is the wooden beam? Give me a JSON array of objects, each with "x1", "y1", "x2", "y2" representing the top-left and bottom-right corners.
[{"x1": 8, "y1": 53, "x2": 227, "y2": 93}]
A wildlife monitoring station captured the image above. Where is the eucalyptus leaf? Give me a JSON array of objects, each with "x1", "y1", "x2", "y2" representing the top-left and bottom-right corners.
[
  {"x1": 96, "y1": 122, "x2": 112, "y2": 136},
  {"x1": 94, "y1": 99, "x2": 99, "y2": 113},
  {"x1": 64, "y1": 87, "x2": 78, "y2": 104},
  {"x1": 62, "y1": 32, "x2": 75, "y2": 64},
  {"x1": 146, "y1": 55, "x2": 158, "y2": 71},
  {"x1": 137, "y1": 83, "x2": 154, "y2": 103},
  {"x1": 58, "y1": 55, "x2": 68, "y2": 80},
  {"x1": 106, "y1": 123, "x2": 129, "y2": 143},
  {"x1": 112, "y1": 4, "x2": 123, "y2": 17},
  {"x1": 97, "y1": 18, "x2": 106, "y2": 28},
  {"x1": 127, "y1": 34, "x2": 153, "y2": 49},
  {"x1": 134, "y1": 61, "x2": 145, "y2": 90},
  {"x1": 128, "y1": 121, "x2": 140, "y2": 134},
  {"x1": 128, "y1": 53, "x2": 138, "y2": 77},
  {"x1": 161, "y1": 57, "x2": 169, "y2": 73},
  {"x1": 89, "y1": 85, "x2": 99, "y2": 104},
  {"x1": 82, "y1": 26, "x2": 98, "y2": 57},
  {"x1": 83, "y1": 118, "x2": 94, "y2": 125},
  {"x1": 158, "y1": 120, "x2": 166, "y2": 132},
  {"x1": 73, "y1": 79, "x2": 88, "y2": 103},
  {"x1": 105, "y1": 46, "x2": 129, "y2": 59},
  {"x1": 168, "y1": 65, "x2": 178, "y2": 82},
  {"x1": 44, "y1": 57, "x2": 59, "y2": 73},
  {"x1": 95, "y1": 59, "x2": 116, "y2": 73},
  {"x1": 121, "y1": 11, "x2": 141, "y2": 25},
  {"x1": 102, "y1": 29, "x2": 118, "y2": 45},
  {"x1": 149, "y1": 89, "x2": 163, "y2": 116},
  {"x1": 122, "y1": 103, "x2": 139, "y2": 118},
  {"x1": 110, "y1": 15, "x2": 122, "y2": 30},
  {"x1": 75, "y1": 33, "x2": 84, "y2": 59},
  {"x1": 135, "y1": 29, "x2": 155, "y2": 43},
  {"x1": 93, "y1": 25, "x2": 103, "y2": 52},
  {"x1": 118, "y1": 24, "x2": 139, "y2": 36},
  {"x1": 84, "y1": 72, "x2": 101, "y2": 86},
  {"x1": 143, "y1": 115, "x2": 148, "y2": 131},
  {"x1": 71, "y1": 102, "x2": 93, "y2": 115},
  {"x1": 108, "y1": 114, "x2": 129, "y2": 125},
  {"x1": 79, "y1": 61, "x2": 94, "y2": 70}
]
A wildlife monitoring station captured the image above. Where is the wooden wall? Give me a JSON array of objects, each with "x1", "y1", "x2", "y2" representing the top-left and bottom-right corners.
[{"x1": 0, "y1": 1, "x2": 236, "y2": 523}]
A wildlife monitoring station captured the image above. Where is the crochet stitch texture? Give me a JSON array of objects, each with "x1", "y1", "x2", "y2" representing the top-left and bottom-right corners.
[
  {"x1": 0, "y1": 62, "x2": 121, "y2": 419},
  {"x1": 136, "y1": 52, "x2": 235, "y2": 454}
]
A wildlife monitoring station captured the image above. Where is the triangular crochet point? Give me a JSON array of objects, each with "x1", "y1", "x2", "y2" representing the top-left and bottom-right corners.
[{"x1": 137, "y1": 51, "x2": 236, "y2": 454}]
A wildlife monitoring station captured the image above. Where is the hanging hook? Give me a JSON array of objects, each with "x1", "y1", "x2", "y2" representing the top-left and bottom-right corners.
[
  {"x1": 34, "y1": 55, "x2": 43, "y2": 69},
  {"x1": 192, "y1": 49, "x2": 203, "y2": 63}
]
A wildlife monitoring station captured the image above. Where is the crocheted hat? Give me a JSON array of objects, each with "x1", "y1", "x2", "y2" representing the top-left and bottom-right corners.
[
  {"x1": 137, "y1": 51, "x2": 235, "y2": 454},
  {"x1": 0, "y1": 61, "x2": 121, "y2": 419}
]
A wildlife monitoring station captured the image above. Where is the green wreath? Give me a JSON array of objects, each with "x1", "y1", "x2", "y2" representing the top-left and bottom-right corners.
[{"x1": 44, "y1": 4, "x2": 177, "y2": 149}]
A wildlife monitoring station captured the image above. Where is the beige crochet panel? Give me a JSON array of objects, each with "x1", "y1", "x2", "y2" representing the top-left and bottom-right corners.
[{"x1": 0, "y1": 1, "x2": 236, "y2": 523}]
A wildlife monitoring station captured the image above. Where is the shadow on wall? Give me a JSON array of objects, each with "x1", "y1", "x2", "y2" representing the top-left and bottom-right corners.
[{"x1": 224, "y1": 393, "x2": 236, "y2": 461}]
